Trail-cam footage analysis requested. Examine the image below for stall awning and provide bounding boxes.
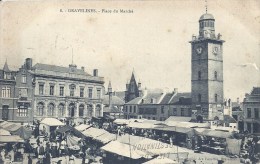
[74,124,91,132]
[133,138,187,155]
[0,121,21,132]
[153,125,194,134]
[113,119,131,125]
[117,134,145,145]
[40,118,64,126]
[95,133,116,144]
[101,141,147,159]
[197,129,233,138]
[82,127,108,138]
[127,122,157,129]
[0,128,11,136]
[0,135,24,143]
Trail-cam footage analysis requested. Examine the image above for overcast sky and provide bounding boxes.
[0,0,259,100]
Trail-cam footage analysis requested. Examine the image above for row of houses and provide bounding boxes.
[0,58,105,123]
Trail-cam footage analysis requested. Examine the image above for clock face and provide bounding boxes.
[196,46,203,55]
[212,46,219,55]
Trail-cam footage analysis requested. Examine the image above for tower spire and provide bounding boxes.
[71,48,74,64]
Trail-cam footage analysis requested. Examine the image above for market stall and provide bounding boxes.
[40,118,65,136]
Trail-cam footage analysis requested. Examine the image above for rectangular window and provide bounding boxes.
[80,88,84,97]
[1,87,11,98]
[50,85,54,95]
[153,117,156,120]
[161,106,164,114]
[21,75,27,83]
[125,106,128,113]
[96,89,101,99]
[134,106,136,113]
[88,88,93,98]
[181,108,185,116]
[60,86,64,96]
[17,106,28,117]
[39,84,44,95]
[130,106,132,113]
[247,108,251,118]
[254,108,259,119]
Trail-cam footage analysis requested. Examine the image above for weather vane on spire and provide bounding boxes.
[71,48,74,64]
[205,0,208,13]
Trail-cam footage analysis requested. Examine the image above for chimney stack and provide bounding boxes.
[81,66,85,71]
[93,69,98,76]
[25,58,32,70]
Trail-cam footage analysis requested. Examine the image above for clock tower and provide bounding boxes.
[190,13,224,121]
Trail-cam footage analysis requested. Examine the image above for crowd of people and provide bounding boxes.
[0,118,259,164]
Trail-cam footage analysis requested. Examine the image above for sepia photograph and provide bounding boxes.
[0,0,259,163]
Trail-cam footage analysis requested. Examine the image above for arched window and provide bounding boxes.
[37,102,44,116]
[198,71,201,80]
[48,103,55,116]
[69,103,75,117]
[79,104,84,117]
[215,94,218,102]
[58,104,65,117]
[87,104,93,117]
[96,104,101,117]
[214,71,218,79]
[198,94,201,103]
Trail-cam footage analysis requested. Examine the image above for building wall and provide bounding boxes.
[168,105,192,117]
[243,102,260,134]
[0,80,17,121]
[33,76,104,120]
[14,66,34,122]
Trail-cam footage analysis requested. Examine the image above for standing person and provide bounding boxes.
[170,136,173,147]
[191,136,196,150]
[43,152,51,164]
[27,155,32,164]
[0,149,6,163]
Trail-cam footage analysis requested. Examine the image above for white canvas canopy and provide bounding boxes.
[40,118,64,126]
[101,140,147,159]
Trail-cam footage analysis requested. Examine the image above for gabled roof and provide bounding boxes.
[113,91,125,101]
[140,91,164,104]
[169,92,191,104]
[33,63,90,75]
[125,97,142,105]
[223,115,237,123]
[160,93,175,104]
[103,95,124,105]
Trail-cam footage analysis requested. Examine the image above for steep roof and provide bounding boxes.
[113,91,125,101]
[169,92,191,104]
[141,91,164,104]
[33,63,90,75]
[160,93,175,104]
[103,95,124,105]
[126,97,143,105]
[3,60,10,72]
